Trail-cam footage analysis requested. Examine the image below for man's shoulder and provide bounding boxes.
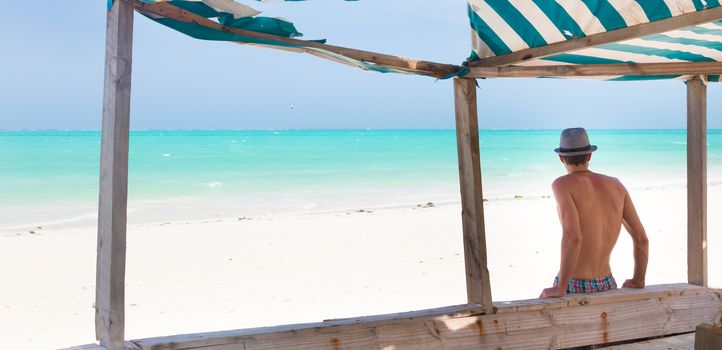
[594,173,625,186]
[552,175,574,190]
[590,173,629,197]
[552,173,624,189]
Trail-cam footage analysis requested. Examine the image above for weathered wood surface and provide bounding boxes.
[60,341,139,350]
[132,1,459,78]
[453,78,493,311]
[597,332,695,350]
[60,344,106,350]
[695,324,722,350]
[687,77,708,287]
[321,303,483,324]
[468,6,722,68]
[96,1,134,350]
[465,62,722,78]
[494,283,711,313]
[131,284,722,350]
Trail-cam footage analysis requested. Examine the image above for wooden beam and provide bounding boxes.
[132,1,460,79]
[453,78,492,311]
[60,341,140,350]
[494,283,717,314]
[468,6,722,68]
[466,61,722,79]
[60,345,107,350]
[96,0,134,349]
[687,76,708,287]
[128,284,721,350]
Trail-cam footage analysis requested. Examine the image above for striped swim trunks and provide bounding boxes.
[553,274,617,294]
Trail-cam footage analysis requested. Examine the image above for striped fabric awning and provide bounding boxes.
[122,0,722,80]
[129,0,416,75]
[467,0,722,81]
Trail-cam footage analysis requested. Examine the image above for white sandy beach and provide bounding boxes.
[1,184,721,349]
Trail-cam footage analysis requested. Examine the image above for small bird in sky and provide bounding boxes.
[289,103,294,110]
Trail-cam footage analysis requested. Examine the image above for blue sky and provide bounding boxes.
[0,1,720,130]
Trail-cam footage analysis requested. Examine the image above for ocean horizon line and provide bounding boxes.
[1,128,718,132]
[2,128,720,228]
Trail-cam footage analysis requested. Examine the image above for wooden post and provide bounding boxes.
[96,0,134,349]
[453,78,492,311]
[695,324,722,350]
[687,76,708,287]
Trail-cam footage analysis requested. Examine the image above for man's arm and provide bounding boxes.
[621,188,649,288]
[540,179,583,298]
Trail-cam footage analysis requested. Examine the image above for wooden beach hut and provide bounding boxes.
[71,0,722,349]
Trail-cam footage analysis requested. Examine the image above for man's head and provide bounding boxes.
[560,153,591,166]
[554,128,596,167]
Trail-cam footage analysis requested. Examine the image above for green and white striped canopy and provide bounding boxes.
[123,0,722,80]
[467,0,722,81]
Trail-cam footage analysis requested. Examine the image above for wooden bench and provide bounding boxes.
[65,283,721,350]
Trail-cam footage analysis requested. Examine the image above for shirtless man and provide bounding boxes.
[540,128,649,298]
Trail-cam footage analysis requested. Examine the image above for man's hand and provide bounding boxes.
[622,279,645,289]
[539,286,566,298]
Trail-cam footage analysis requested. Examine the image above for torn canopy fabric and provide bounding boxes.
[157,0,302,38]
[120,0,722,80]
[128,0,412,75]
[134,0,355,38]
[467,0,722,81]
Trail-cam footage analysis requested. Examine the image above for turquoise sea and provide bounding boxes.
[1,129,721,227]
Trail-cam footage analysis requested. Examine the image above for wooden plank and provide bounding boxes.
[453,78,492,311]
[494,283,709,314]
[597,333,695,350]
[687,77,708,287]
[132,1,459,79]
[695,324,722,350]
[60,341,140,350]
[96,1,134,350]
[465,61,722,78]
[132,304,485,350]
[130,284,722,350]
[321,304,483,323]
[59,344,107,350]
[467,6,722,68]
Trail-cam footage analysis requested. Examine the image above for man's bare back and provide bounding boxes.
[540,128,649,298]
[553,172,626,279]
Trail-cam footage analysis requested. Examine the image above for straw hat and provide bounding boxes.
[554,128,597,156]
